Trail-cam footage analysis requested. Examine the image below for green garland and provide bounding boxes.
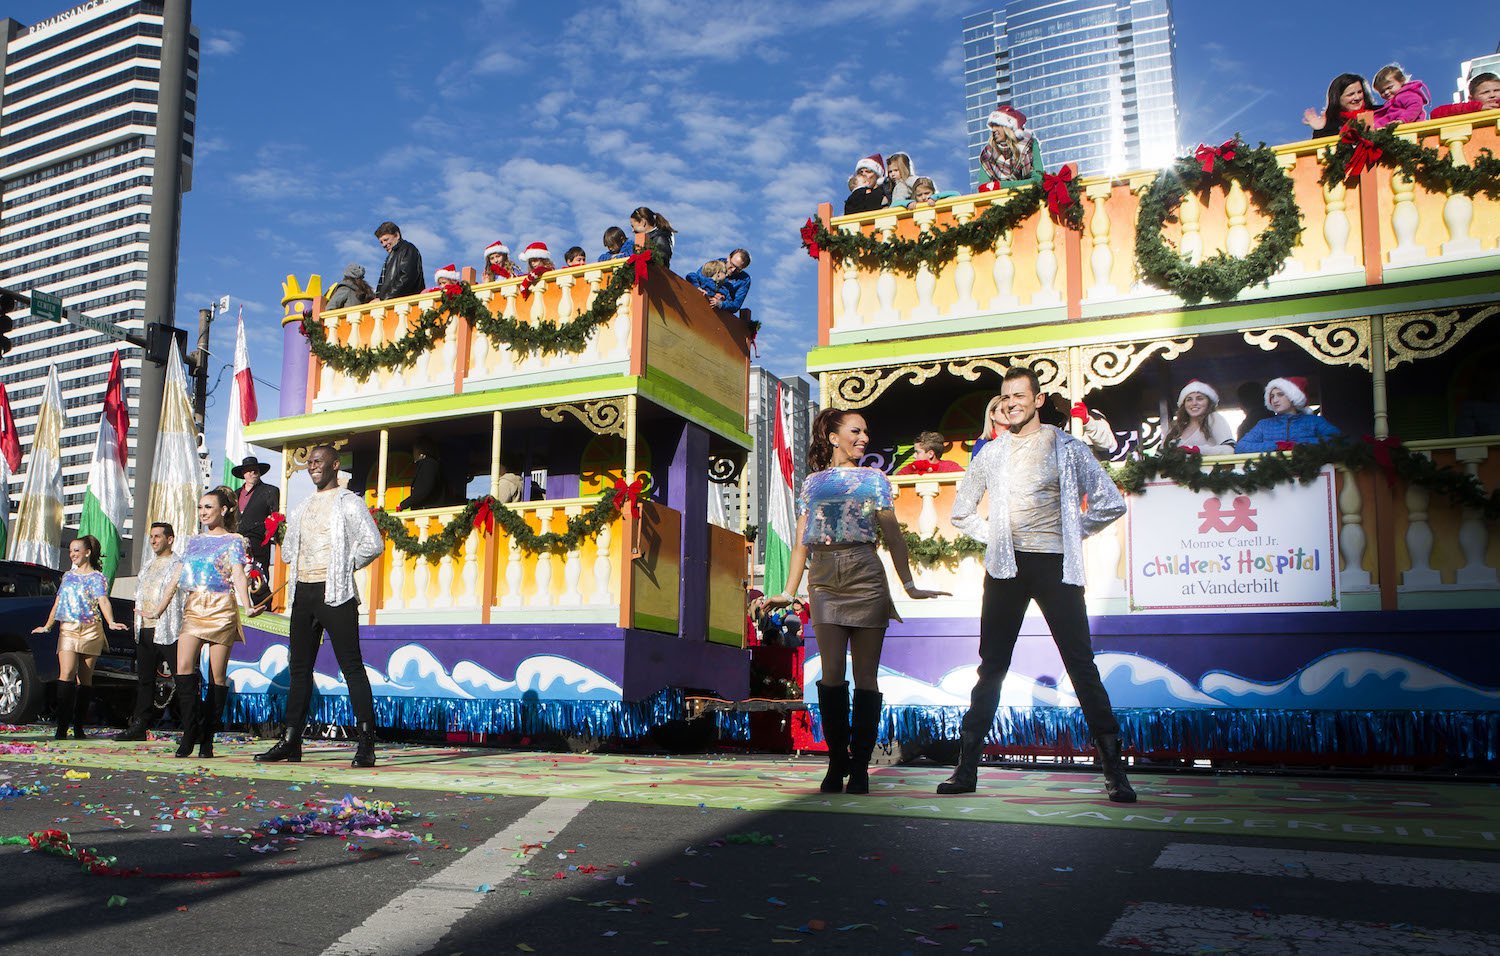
[302,261,641,382]
[371,489,624,560]
[1109,438,1500,521]
[898,523,986,568]
[800,175,1084,276]
[1134,138,1302,304]
[1320,119,1500,199]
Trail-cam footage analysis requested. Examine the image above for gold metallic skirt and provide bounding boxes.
[179,591,244,646]
[58,619,107,657]
[808,544,900,629]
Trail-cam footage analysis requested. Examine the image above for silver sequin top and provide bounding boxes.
[283,488,384,608]
[57,568,108,624]
[179,533,250,593]
[136,552,184,645]
[950,425,1125,586]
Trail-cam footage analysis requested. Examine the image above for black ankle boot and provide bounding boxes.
[351,722,377,768]
[54,681,76,740]
[936,730,987,794]
[1095,734,1137,803]
[174,675,201,758]
[199,684,228,758]
[72,684,92,739]
[845,689,883,795]
[113,718,150,742]
[255,730,303,763]
[814,682,850,793]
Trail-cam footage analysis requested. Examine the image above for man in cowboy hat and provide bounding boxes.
[233,454,281,604]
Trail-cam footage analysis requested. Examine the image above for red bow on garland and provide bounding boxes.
[613,478,644,518]
[1179,445,1201,455]
[441,281,464,299]
[1339,124,1383,181]
[472,496,496,534]
[799,218,823,260]
[1362,434,1404,487]
[625,248,653,291]
[1041,166,1076,220]
[1193,139,1238,174]
[1275,440,1297,451]
[261,512,285,548]
[1070,401,1090,422]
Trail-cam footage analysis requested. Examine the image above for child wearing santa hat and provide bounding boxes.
[521,242,555,273]
[1234,376,1343,453]
[482,240,518,282]
[843,153,890,215]
[979,105,1044,192]
[423,263,461,293]
[1163,380,1236,451]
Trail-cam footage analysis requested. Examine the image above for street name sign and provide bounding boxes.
[29,289,61,322]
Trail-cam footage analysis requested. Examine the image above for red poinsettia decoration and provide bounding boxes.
[1041,166,1076,221]
[1193,139,1238,174]
[441,281,464,299]
[799,218,823,260]
[262,512,286,547]
[1338,124,1383,181]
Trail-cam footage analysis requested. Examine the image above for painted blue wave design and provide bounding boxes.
[226,644,623,703]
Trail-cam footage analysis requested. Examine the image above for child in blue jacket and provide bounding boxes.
[1236,376,1342,452]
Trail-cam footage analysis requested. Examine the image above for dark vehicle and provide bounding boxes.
[0,559,142,725]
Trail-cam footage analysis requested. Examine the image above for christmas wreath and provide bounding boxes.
[1320,119,1500,199]
[1134,137,1302,304]
[799,169,1084,275]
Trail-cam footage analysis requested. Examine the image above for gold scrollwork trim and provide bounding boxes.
[947,351,1068,392]
[540,398,628,437]
[827,363,943,409]
[1384,306,1496,369]
[1241,319,1371,370]
[1079,339,1194,393]
[285,439,348,474]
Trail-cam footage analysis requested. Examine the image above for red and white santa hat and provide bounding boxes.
[1264,376,1309,410]
[1177,380,1219,406]
[434,262,460,282]
[987,104,1027,131]
[484,240,509,259]
[522,241,551,263]
[853,153,885,182]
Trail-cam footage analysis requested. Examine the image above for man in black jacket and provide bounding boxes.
[233,455,281,604]
[374,220,424,300]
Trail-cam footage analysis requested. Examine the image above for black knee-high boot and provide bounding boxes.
[846,689,883,795]
[174,674,201,758]
[814,682,850,793]
[199,684,228,758]
[54,681,76,740]
[72,684,92,740]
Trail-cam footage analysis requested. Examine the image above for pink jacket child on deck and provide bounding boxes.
[1371,63,1430,128]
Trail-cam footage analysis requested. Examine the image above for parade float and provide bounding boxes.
[790,115,1500,766]
[230,255,754,740]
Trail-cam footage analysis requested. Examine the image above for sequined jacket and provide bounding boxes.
[284,489,384,608]
[135,552,184,645]
[949,425,1126,586]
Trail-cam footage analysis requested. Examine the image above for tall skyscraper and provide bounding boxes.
[0,0,198,540]
[963,0,1179,187]
[729,367,812,574]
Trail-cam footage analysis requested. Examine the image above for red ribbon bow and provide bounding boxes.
[261,512,285,548]
[472,497,496,534]
[1339,124,1383,180]
[1041,166,1075,220]
[613,478,644,518]
[1362,434,1403,487]
[441,281,464,299]
[1275,440,1297,451]
[1179,445,1200,455]
[1070,401,1090,422]
[1193,139,1238,174]
[624,248,653,290]
[800,218,823,260]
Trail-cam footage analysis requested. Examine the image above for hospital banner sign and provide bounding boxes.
[1125,465,1339,613]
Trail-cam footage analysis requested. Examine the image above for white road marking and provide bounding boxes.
[1103,902,1500,955]
[321,797,590,956]
[1154,842,1500,892]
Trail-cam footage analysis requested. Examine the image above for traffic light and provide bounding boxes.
[0,290,15,356]
[145,321,188,365]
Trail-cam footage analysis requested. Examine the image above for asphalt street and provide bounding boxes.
[3,750,1499,955]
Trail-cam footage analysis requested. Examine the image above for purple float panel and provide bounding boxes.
[668,422,710,642]
[280,317,310,417]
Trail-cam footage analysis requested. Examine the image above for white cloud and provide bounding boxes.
[203,29,243,56]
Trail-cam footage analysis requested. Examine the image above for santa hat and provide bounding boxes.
[522,241,551,262]
[987,104,1027,131]
[1177,380,1219,407]
[434,263,460,282]
[853,153,885,182]
[1264,376,1309,410]
[484,240,509,258]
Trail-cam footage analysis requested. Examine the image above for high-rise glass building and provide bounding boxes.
[963,0,1179,188]
[730,367,812,573]
[0,0,198,537]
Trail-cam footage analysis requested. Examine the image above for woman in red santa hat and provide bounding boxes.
[843,153,890,215]
[1163,380,1236,451]
[979,105,1043,192]
[1235,376,1342,453]
[521,241,555,275]
[481,240,518,282]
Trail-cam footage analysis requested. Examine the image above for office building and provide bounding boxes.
[724,367,812,574]
[963,0,1179,186]
[1454,44,1500,103]
[0,0,198,537]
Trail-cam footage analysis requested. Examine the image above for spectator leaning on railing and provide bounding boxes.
[1235,376,1342,453]
[373,220,424,300]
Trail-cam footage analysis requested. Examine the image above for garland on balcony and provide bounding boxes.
[1319,119,1500,198]
[798,171,1084,276]
[1134,137,1302,304]
[1109,438,1500,521]
[898,524,986,568]
[371,479,647,560]
[302,255,650,381]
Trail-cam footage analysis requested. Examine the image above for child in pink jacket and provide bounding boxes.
[1372,63,1430,127]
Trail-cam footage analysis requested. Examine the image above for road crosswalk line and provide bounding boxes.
[1153,842,1500,892]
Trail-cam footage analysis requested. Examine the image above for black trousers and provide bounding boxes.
[962,551,1119,739]
[284,581,376,731]
[131,628,176,723]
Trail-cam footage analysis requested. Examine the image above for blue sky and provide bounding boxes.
[10,1,1500,469]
